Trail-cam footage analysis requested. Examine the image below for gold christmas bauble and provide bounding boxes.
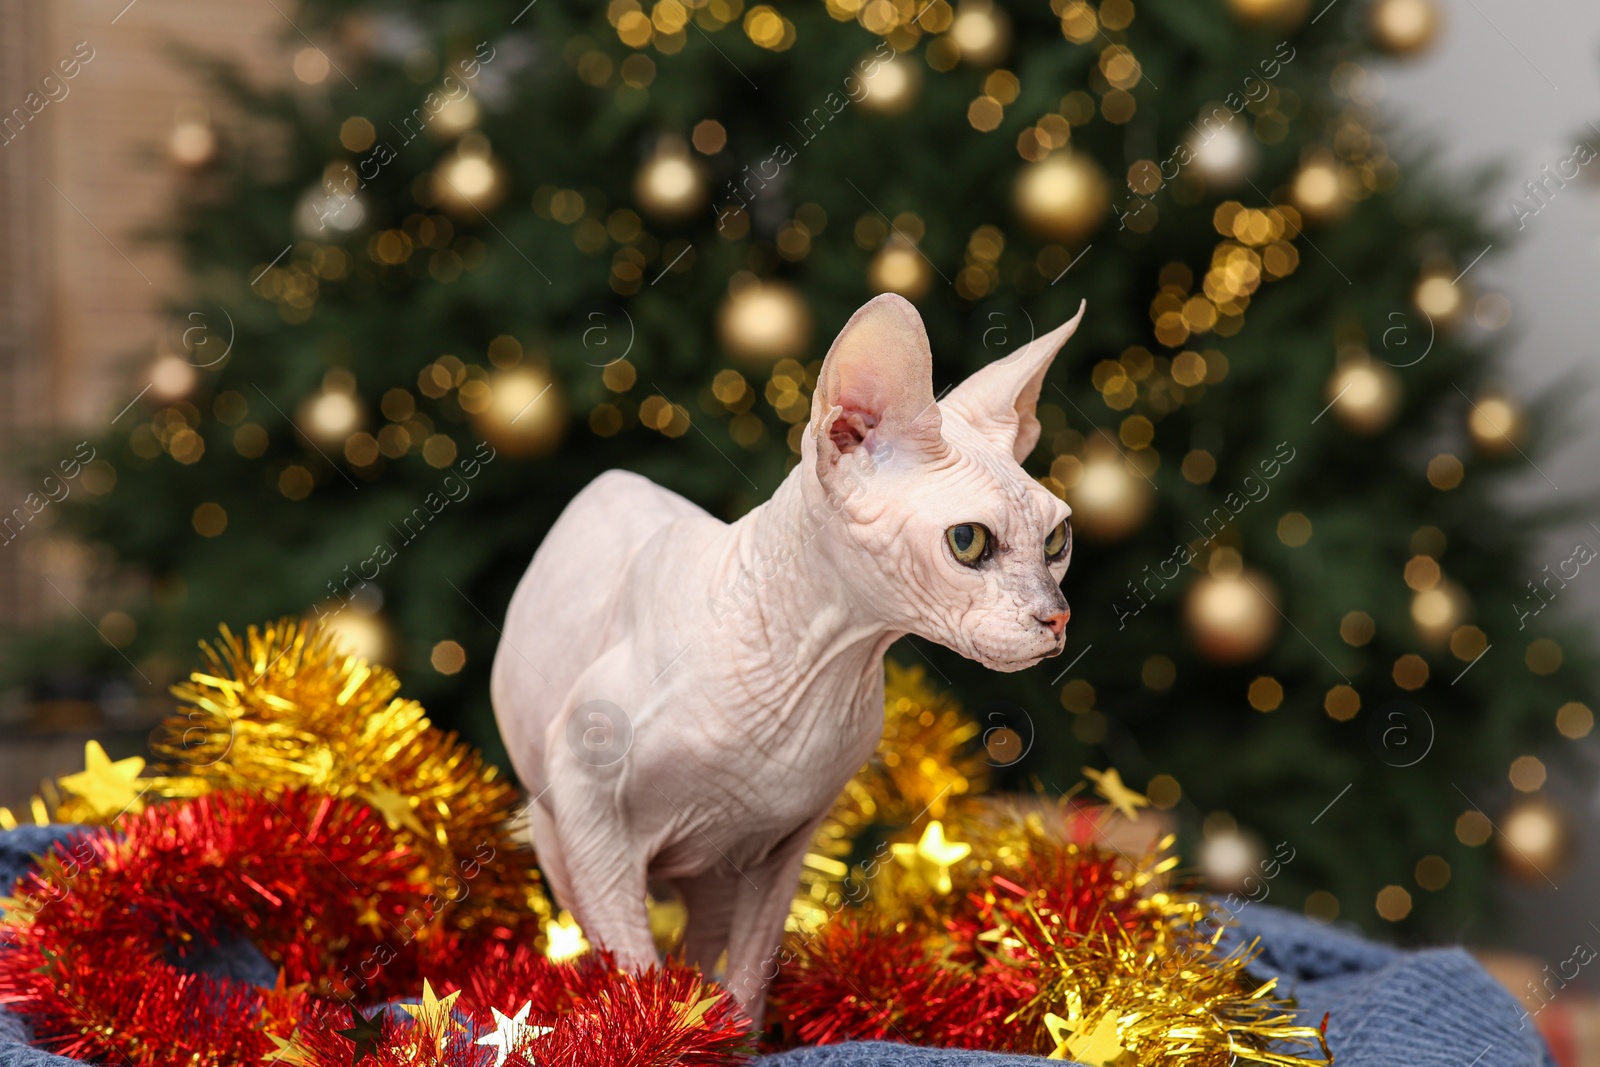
[169,120,216,168]
[1199,828,1264,893]
[1014,152,1109,244]
[717,278,813,363]
[432,95,481,138]
[868,240,933,301]
[1327,360,1402,435]
[1414,271,1465,323]
[1372,0,1440,54]
[472,366,567,457]
[635,140,707,223]
[1188,117,1256,186]
[318,606,397,665]
[297,384,363,448]
[1497,796,1570,882]
[949,0,1011,66]
[1411,579,1468,643]
[432,140,507,217]
[860,55,923,114]
[1184,567,1280,664]
[1467,393,1526,457]
[149,354,199,401]
[1064,447,1154,541]
[1291,158,1346,223]
[1227,0,1308,26]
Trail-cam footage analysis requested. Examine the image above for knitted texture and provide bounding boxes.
[0,826,1552,1067]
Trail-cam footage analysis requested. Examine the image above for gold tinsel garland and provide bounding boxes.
[0,619,551,940]
[777,800,1331,1066]
[974,809,1327,1067]
[147,618,550,937]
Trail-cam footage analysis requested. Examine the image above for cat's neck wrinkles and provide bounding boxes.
[718,465,895,708]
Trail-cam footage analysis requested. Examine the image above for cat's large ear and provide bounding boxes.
[811,294,945,473]
[942,301,1085,462]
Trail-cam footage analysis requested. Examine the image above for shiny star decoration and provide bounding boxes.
[269,969,312,1000]
[357,899,387,934]
[544,909,590,961]
[976,919,1023,953]
[57,740,147,820]
[475,1000,552,1067]
[361,780,427,836]
[1083,765,1149,822]
[891,819,972,895]
[1044,1010,1129,1066]
[399,978,464,1055]
[677,991,721,1028]
[335,1006,386,1064]
[265,1029,317,1067]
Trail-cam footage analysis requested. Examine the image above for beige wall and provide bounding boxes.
[0,0,293,809]
[0,0,284,625]
[1377,0,1600,978]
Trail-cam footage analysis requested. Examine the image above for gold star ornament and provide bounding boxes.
[544,910,590,961]
[1045,1010,1131,1067]
[399,978,464,1054]
[360,781,427,837]
[1083,765,1149,822]
[57,740,147,821]
[891,819,972,895]
[676,991,721,1028]
[265,1029,317,1067]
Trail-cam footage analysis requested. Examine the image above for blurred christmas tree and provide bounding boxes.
[12,0,1595,936]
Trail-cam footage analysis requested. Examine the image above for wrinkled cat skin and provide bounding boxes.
[491,294,1084,1025]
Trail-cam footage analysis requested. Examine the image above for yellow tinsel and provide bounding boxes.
[147,618,550,937]
[784,797,1331,1067]
[1026,920,1331,1067]
[987,805,1327,1067]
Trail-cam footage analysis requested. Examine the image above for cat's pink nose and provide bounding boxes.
[1037,609,1070,636]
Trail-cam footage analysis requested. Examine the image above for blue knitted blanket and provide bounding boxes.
[0,824,1551,1067]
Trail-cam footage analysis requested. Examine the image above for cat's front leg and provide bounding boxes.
[540,745,658,970]
[718,817,822,1029]
[536,657,659,972]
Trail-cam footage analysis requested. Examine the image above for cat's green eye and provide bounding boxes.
[1044,520,1070,561]
[946,523,991,565]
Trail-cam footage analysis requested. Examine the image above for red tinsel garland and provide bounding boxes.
[0,788,426,1064]
[771,819,1167,1051]
[0,789,751,1067]
[282,948,753,1067]
[767,912,1022,1049]
[451,941,751,1066]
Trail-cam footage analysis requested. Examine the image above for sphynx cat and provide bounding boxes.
[491,293,1083,1025]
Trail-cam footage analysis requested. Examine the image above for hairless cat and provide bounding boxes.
[491,293,1083,1025]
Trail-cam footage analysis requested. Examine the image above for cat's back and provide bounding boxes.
[503,468,711,635]
[493,470,711,702]
[493,469,721,788]
[558,468,712,549]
